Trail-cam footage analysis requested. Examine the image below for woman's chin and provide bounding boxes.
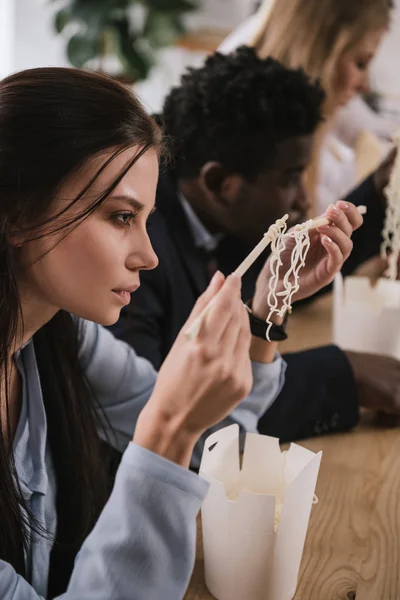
[97,310,122,326]
[72,307,122,327]
[340,91,357,107]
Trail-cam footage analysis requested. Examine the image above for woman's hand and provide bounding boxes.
[252,201,363,318]
[134,271,253,467]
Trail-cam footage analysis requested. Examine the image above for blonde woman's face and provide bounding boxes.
[334,28,387,107]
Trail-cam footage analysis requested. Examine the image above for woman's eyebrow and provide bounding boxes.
[109,194,144,212]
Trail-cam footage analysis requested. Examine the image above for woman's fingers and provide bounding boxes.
[184,270,225,327]
[320,234,344,273]
[234,302,252,358]
[335,201,364,231]
[234,305,253,396]
[324,204,353,237]
[200,273,243,342]
[218,297,250,360]
[215,301,252,401]
[317,222,353,262]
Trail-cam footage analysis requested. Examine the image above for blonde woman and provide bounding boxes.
[220,0,394,213]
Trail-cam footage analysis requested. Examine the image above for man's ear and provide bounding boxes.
[199,161,242,206]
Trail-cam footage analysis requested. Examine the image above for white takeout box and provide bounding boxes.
[333,273,400,359]
[199,424,322,600]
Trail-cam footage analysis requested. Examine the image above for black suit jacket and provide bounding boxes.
[110,172,384,442]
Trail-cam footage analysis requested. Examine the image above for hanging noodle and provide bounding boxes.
[278,220,313,313]
[265,216,289,339]
[381,132,400,280]
[265,216,313,340]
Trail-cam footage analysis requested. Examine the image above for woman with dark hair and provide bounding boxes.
[0,67,358,599]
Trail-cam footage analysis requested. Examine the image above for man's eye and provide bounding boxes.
[283,175,300,188]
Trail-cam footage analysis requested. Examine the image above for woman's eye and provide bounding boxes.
[113,211,137,226]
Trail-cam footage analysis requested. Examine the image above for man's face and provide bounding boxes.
[226,135,313,245]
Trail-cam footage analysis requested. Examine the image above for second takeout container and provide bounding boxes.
[333,273,400,359]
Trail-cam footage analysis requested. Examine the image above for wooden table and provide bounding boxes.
[184,294,400,600]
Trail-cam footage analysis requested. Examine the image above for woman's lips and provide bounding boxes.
[112,287,138,305]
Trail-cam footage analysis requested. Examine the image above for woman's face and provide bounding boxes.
[17,146,159,326]
[334,28,387,107]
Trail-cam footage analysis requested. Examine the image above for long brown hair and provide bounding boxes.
[0,68,162,575]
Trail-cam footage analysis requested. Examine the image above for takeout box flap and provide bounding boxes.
[200,424,240,484]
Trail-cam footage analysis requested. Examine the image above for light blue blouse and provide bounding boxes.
[2,318,285,599]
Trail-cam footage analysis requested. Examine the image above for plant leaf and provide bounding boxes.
[144,10,185,48]
[68,0,116,36]
[113,18,152,80]
[54,8,71,33]
[54,0,193,79]
[67,34,100,67]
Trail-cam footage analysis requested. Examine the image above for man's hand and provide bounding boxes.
[252,202,363,318]
[352,253,400,282]
[346,350,400,415]
[353,255,389,281]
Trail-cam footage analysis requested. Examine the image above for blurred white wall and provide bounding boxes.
[0,0,15,78]
[14,0,68,72]
[371,1,400,98]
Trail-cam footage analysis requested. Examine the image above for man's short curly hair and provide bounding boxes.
[161,46,325,180]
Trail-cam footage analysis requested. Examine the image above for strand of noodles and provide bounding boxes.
[265,219,312,340]
[381,132,400,280]
[184,206,367,340]
[279,220,312,312]
[381,197,395,260]
[265,220,288,339]
[185,215,289,340]
[388,219,400,280]
[264,207,366,338]
[382,195,400,280]
[235,204,366,278]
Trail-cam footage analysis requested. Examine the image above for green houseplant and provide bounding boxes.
[53,0,198,81]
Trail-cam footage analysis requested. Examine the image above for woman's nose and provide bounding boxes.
[127,229,159,272]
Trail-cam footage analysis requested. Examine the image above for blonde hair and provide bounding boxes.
[250,0,392,206]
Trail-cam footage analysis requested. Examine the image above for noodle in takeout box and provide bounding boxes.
[334,132,400,358]
[199,425,322,600]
